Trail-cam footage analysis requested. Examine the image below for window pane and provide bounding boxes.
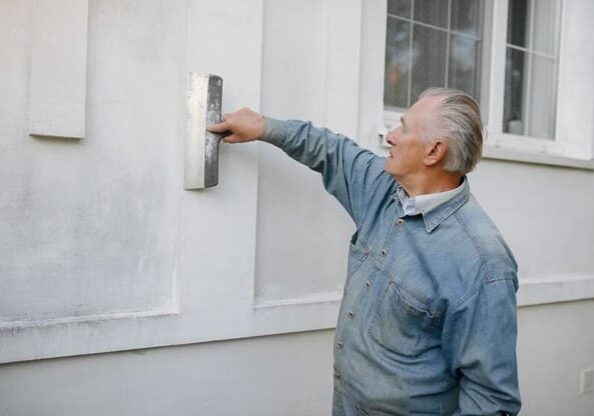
[526,55,556,139]
[507,0,530,48]
[448,35,480,97]
[414,0,448,28]
[411,25,447,102]
[388,0,412,18]
[504,0,559,139]
[532,0,557,55]
[383,0,484,110]
[503,48,527,135]
[451,0,481,36]
[384,18,411,108]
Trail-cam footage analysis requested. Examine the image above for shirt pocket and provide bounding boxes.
[368,280,440,356]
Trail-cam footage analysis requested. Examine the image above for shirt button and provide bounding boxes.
[337,341,344,349]
[396,218,405,226]
[380,248,387,257]
[364,280,371,288]
[347,311,355,319]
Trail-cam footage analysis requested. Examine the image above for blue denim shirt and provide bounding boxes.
[262,118,521,416]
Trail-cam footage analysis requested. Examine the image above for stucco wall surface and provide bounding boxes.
[1,300,594,416]
[1,0,593,415]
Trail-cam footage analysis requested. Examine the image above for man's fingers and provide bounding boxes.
[205,108,263,142]
[207,120,229,133]
[222,133,241,143]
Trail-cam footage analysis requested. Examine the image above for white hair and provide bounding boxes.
[419,88,483,175]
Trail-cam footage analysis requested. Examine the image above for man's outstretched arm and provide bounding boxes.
[209,108,391,225]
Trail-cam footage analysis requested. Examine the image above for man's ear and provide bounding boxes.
[424,139,448,167]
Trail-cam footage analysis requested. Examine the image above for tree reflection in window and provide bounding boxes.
[384,0,483,110]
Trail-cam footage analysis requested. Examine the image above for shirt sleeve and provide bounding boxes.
[442,278,522,416]
[261,117,390,226]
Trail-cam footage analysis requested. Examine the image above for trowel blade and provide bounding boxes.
[184,73,223,189]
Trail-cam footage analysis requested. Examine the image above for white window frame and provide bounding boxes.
[380,0,594,169]
[485,0,591,160]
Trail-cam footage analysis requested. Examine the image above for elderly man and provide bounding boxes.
[209,88,521,415]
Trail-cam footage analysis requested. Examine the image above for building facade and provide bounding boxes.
[1,1,593,414]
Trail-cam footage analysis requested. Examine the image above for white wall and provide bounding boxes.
[517,301,594,415]
[1,300,593,416]
[1,0,593,415]
[0,331,335,416]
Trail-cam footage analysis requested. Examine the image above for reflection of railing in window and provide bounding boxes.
[503,0,560,140]
[384,0,484,110]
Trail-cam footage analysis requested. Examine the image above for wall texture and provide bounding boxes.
[1,300,594,416]
[1,0,593,415]
[0,331,335,416]
[517,301,594,415]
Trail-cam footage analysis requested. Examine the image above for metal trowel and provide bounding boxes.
[184,73,225,189]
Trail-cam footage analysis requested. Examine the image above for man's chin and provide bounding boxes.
[383,162,398,179]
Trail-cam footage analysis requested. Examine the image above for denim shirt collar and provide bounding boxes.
[392,177,470,233]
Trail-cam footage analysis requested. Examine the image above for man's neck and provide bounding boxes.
[397,171,463,197]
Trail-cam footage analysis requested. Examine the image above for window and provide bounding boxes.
[503,0,560,140]
[381,0,594,166]
[384,0,484,110]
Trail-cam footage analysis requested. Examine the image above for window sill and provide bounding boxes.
[482,146,594,170]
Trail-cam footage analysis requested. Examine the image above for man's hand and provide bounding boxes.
[207,107,266,143]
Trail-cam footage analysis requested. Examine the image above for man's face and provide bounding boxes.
[384,97,441,179]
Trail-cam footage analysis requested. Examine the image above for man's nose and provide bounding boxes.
[386,131,397,146]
